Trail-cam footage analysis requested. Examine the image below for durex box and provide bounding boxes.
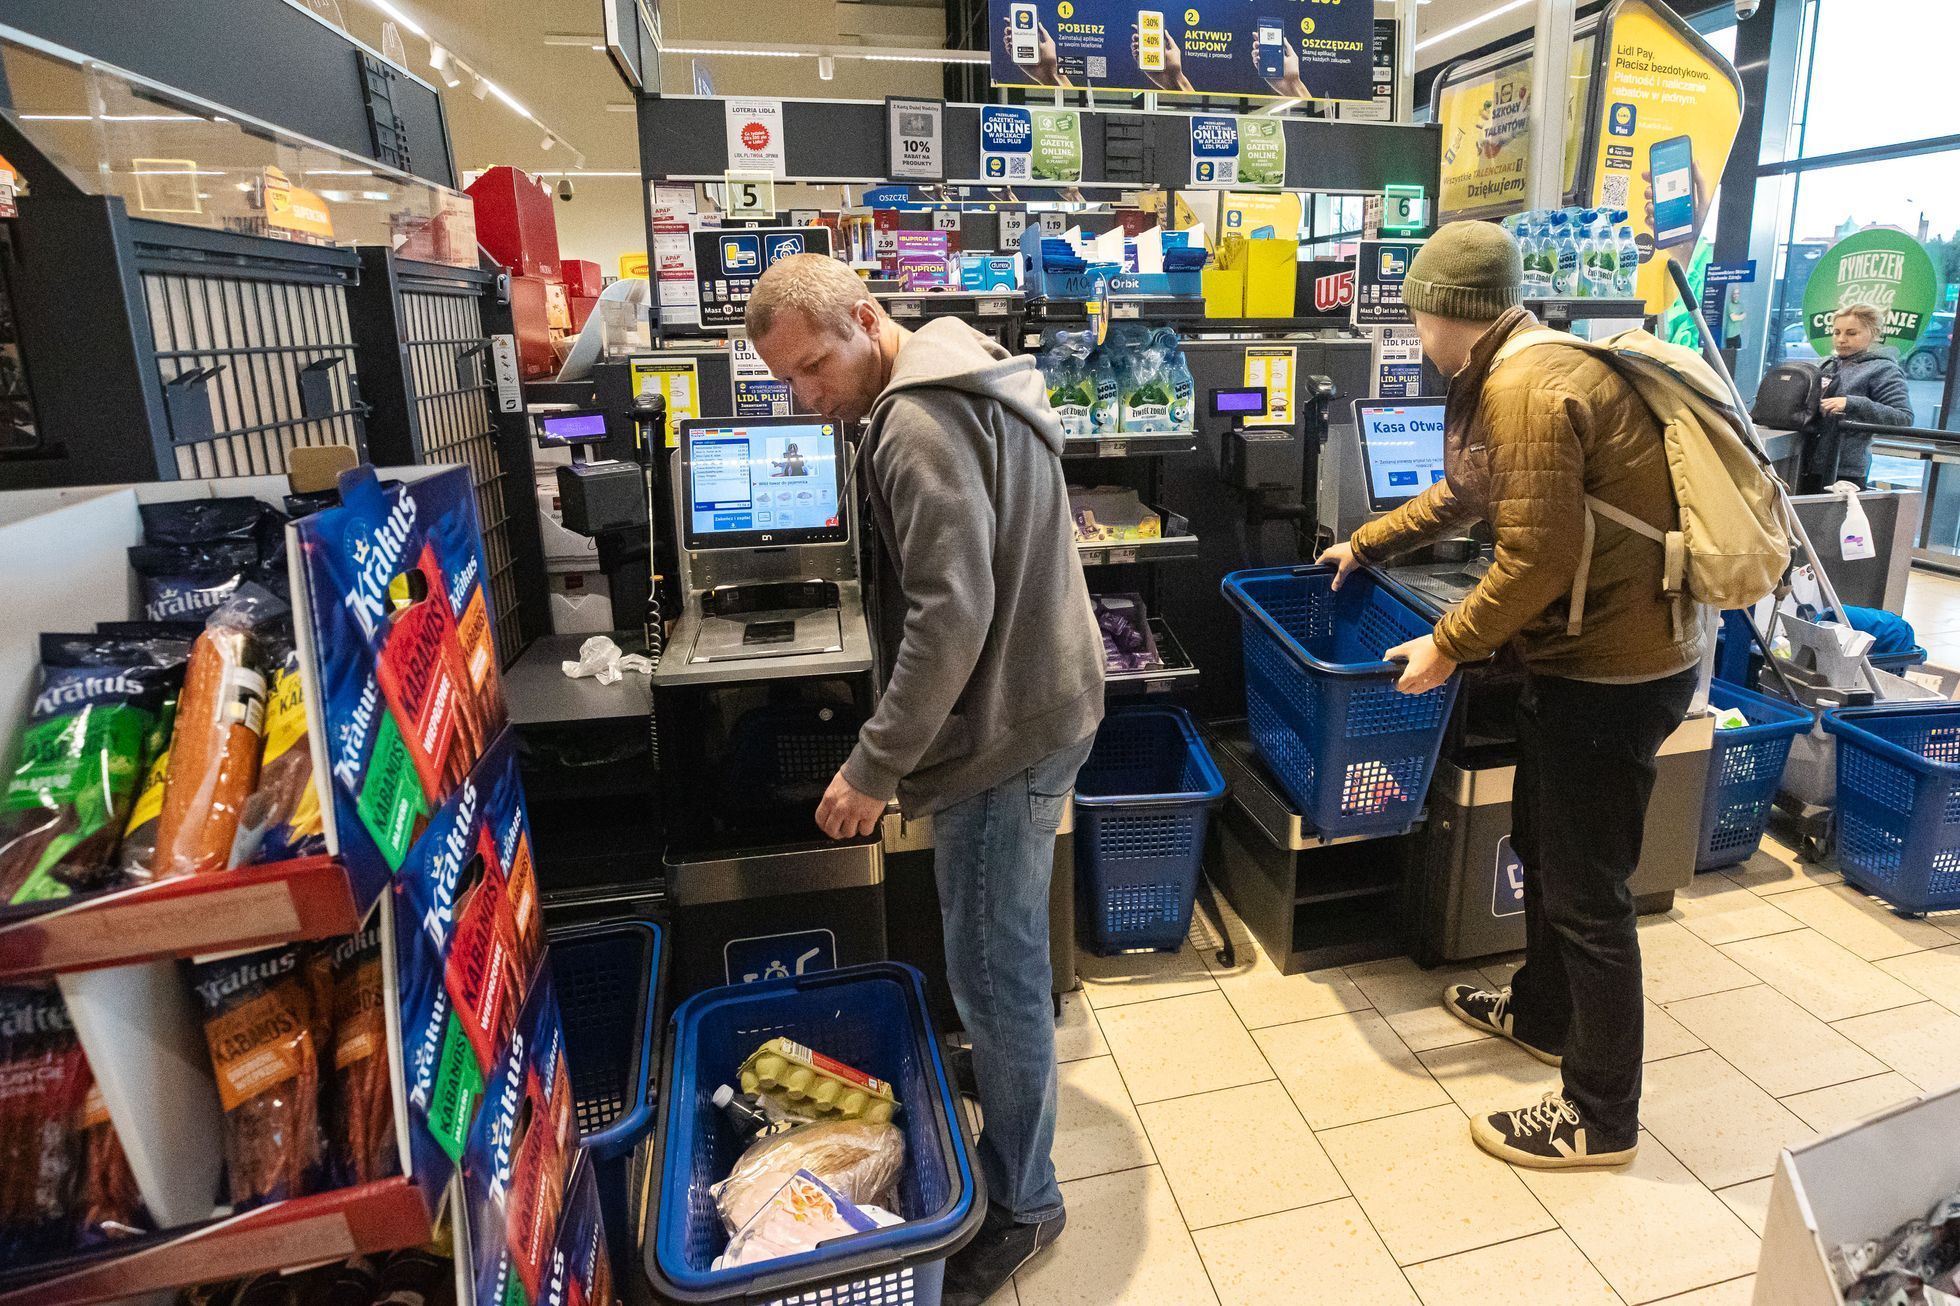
[959,253,1020,292]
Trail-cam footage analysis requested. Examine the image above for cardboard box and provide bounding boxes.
[1755,1083,1960,1305]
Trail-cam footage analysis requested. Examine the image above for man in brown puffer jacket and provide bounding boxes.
[1321,221,1703,1171]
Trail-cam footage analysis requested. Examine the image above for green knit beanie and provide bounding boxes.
[1403,221,1524,320]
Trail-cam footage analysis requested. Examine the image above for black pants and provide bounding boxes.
[1507,667,1699,1143]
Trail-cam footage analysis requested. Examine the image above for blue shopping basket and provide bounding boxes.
[1697,683,1812,871]
[549,919,667,1268]
[646,962,984,1305]
[1073,706,1228,955]
[1222,565,1459,838]
[1821,702,1960,914]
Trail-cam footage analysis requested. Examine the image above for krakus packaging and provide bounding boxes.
[295,466,509,899]
[464,974,576,1306]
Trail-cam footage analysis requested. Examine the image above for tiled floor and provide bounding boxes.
[985,569,1960,1306]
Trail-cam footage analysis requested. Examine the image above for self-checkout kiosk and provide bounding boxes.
[651,415,885,996]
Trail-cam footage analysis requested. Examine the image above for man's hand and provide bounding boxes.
[1386,635,1456,695]
[1005,18,1069,86]
[1641,158,1709,253]
[1318,541,1361,590]
[1820,396,1849,415]
[1251,35,1309,99]
[816,768,885,840]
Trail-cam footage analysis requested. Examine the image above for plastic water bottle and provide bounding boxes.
[1614,226,1640,296]
[1550,213,1581,297]
[1521,225,1553,296]
[1581,212,1615,298]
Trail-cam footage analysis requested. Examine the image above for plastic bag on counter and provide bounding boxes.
[560,635,654,686]
[192,944,327,1208]
[711,1117,905,1237]
[0,632,189,904]
[715,1169,903,1271]
[151,586,285,878]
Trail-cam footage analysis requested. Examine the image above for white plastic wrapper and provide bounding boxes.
[711,1118,905,1237]
[560,635,653,686]
[714,1169,903,1271]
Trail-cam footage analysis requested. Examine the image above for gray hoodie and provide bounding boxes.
[843,317,1105,816]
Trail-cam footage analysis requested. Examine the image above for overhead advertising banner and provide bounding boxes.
[991,0,1372,102]
[1586,0,1741,312]
[1189,116,1286,189]
[886,96,945,181]
[1434,35,1595,223]
[982,106,1081,183]
[1802,230,1938,357]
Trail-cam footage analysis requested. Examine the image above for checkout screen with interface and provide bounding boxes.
[687,420,843,542]
[1357,401,1448,506]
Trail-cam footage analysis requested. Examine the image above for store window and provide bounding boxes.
[1785,0,1960,162]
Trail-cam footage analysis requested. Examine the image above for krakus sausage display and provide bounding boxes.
[0,465,602,1306]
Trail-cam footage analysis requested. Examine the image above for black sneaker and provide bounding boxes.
[1470,1091,1638,1169]
[941,1202,1065,1306]
[1443,984,1563,1067]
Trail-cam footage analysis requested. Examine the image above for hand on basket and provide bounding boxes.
[1318,541,1360,590]
[817,768,885,840]
[1387,634,1456,695]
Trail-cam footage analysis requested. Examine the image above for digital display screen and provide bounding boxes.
[536,411,610,446]
[1211,388,1268,416]
[684,419,846,549]
[1355,401,1448,508]
[1650,136,1696,244]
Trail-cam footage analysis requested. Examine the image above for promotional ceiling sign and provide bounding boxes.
[1802,229,1938,356]
[886,96,946,182]
[1189,115,1286,189]
[1587,0,1741,312]
[990,0,1372,102]
[1033,109,1083,183]
[723,97,787,179]
[981,105,1035,182]
[1434,35,1595,222]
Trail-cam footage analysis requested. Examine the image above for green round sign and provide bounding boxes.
[1802,227,1939,356]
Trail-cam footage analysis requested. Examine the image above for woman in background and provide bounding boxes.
[1802,303,1915,491]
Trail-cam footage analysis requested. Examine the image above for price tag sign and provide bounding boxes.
[886,96,946,182]
[1112,301,1141,319]
[887,298,923,319]
[1039,211,1068,236]
[934,210,961,233]
[1001,211,1028,248]
[1080,548,1107,566]
[1108,546,1139,565]
[722,169,776,220]
[977,297,1011,317]
[1100,439,1128,459]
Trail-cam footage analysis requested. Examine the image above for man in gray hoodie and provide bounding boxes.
[748,254,1103,1303]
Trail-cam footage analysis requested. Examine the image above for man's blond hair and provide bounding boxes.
[745,253,881,340]
[1832,303,1884,338]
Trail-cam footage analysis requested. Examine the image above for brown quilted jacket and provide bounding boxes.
[1351,307,1703,680]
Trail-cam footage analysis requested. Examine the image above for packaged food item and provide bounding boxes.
[738,1038,900,1123]
[0,632,188,903]
[75,1073,148,1244]
[427,495,506,738]
[117,692,179,882]
[327,628,430,873]
[376,545,488,800]
[329,923,398,1186]
[486,753,544,982]
[153,588,282,878]
[1094,593,1164,673]
[129,541,258,623]
[0,983,86,1263]
[714,1084,792,1142]
[140,497,273,548]
[236,622,326,866]
[1040,331,1095,438]
[716,1169,903,1271]
[192,945,326,1208]
[397,921,484,1167]
[710,1117,905,1237]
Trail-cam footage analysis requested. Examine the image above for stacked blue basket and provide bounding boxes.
[1697,683,1813,871]
[1222,566,1459,838]
[1073,706,1228,955]
[1822,703,1960,914]
[548,919,667,1267]
[647,963,984,1306]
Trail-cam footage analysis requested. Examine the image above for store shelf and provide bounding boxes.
[1025,295,1207,328]
[0,1176,435,1306]
[1105,617,1198,698]
[1061,430,1199,459]
[1524,296,1649,326]
[1076,519,1201,567]
[0,855,364,980]
[877,289,1025,322]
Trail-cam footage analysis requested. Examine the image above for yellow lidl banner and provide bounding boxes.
[262,166,334,240]
[1435,36,1594,223]
[1588,0,1741,312]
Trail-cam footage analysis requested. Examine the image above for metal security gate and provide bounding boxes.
[352,251,536,664]
[132,223,367,479]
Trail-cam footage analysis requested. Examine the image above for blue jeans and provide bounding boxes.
[932,734,1095,1224]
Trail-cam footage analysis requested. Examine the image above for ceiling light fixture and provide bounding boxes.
[1415,0,1534,51]
[364,0,427,40]
[541,134,555,150]
[818,55,834,80]
[428,42,461,87]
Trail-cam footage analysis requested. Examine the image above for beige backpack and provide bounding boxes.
[1492,327,1791,636]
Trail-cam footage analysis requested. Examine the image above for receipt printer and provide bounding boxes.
[1213,387,1298,491]
[556,460,648,535]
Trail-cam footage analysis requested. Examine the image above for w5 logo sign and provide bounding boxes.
[1314,270,1355,315]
